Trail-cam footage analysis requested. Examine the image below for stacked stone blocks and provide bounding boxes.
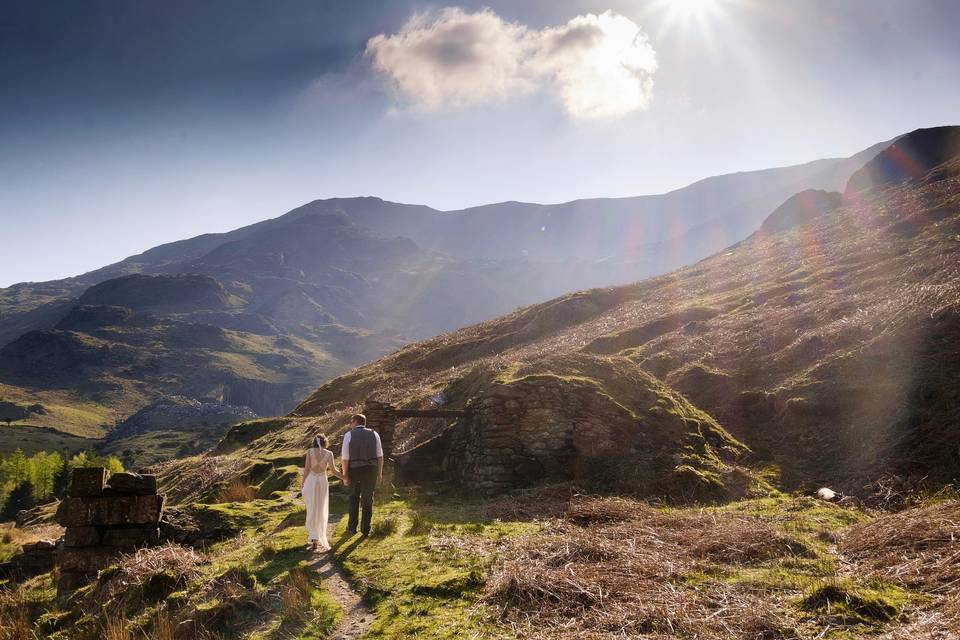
[55,467,164,594]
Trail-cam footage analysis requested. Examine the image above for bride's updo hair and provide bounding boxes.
[311,434,329,449]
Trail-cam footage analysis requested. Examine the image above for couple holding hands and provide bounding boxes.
[300,413,384,551]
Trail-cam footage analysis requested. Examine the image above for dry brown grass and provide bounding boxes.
[279,567,313,622]
[564,495,640,525]
[482,483,578,522]
[0,589,34,640]
[217,478,256,503]
[841,500,960,592]
[0,525,18,546]
[84,543,207,610]
[486,497,810,639]
[877,592,960,640]
[0,522,61,554]
[102,611,132,640]
[147,608,175,640]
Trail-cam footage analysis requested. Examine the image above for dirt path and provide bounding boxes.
[307,515,373,639]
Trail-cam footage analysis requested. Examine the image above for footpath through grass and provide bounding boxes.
[330,497,537,639]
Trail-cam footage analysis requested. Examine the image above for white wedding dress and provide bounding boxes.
[302,448,332,550]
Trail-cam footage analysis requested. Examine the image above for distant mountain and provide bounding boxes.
[295,126,960,492]
[0,129,926,449]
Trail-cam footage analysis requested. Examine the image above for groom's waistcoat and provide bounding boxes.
[348,427,378,467]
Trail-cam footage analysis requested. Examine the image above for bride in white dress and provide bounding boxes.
[301,434,343,552]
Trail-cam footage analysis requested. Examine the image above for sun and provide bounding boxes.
[667,0,721,19]
[646,0,731,42]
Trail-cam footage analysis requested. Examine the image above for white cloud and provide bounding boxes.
[365,8,658,118]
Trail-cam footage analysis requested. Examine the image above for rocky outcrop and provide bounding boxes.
[54,468,164,595]
[223,378,301,417]
[77,274,232,313]
[108,396,257,440]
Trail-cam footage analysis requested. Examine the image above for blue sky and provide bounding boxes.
[2,0,959,286]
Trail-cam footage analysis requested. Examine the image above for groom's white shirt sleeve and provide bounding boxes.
[374,431,383,457]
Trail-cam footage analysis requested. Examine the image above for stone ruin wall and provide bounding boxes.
[54,467,164,595]
[449,378,646,492]
[391,377,653,493]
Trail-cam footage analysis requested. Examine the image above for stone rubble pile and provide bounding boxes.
[0,539,56,579]
[54,467,164,594]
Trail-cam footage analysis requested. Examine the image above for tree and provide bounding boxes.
[29,451,63,501]
[69,450,124,474]
[1,479,36,521]
[2,449,29,486]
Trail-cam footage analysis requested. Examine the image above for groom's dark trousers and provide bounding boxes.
[347,465,377,535]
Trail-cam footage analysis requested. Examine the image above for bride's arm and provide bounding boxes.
[329,451,344,480]
[300,450,310,490]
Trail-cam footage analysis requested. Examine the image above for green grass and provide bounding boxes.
[100,425,228,468]
[797,579,916,626]
[0,382,117,439]
[0,423,98,456]
[332,499,534,639]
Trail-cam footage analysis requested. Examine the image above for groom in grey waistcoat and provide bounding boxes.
[341,413,383,536]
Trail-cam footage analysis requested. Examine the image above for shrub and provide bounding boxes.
[369,516,398,539]
[279,567,313,622]
[1,480,36,522]
[406,510,433,536]
[217,479,256,503]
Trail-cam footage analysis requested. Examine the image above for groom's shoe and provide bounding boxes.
[345,528,357,535]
